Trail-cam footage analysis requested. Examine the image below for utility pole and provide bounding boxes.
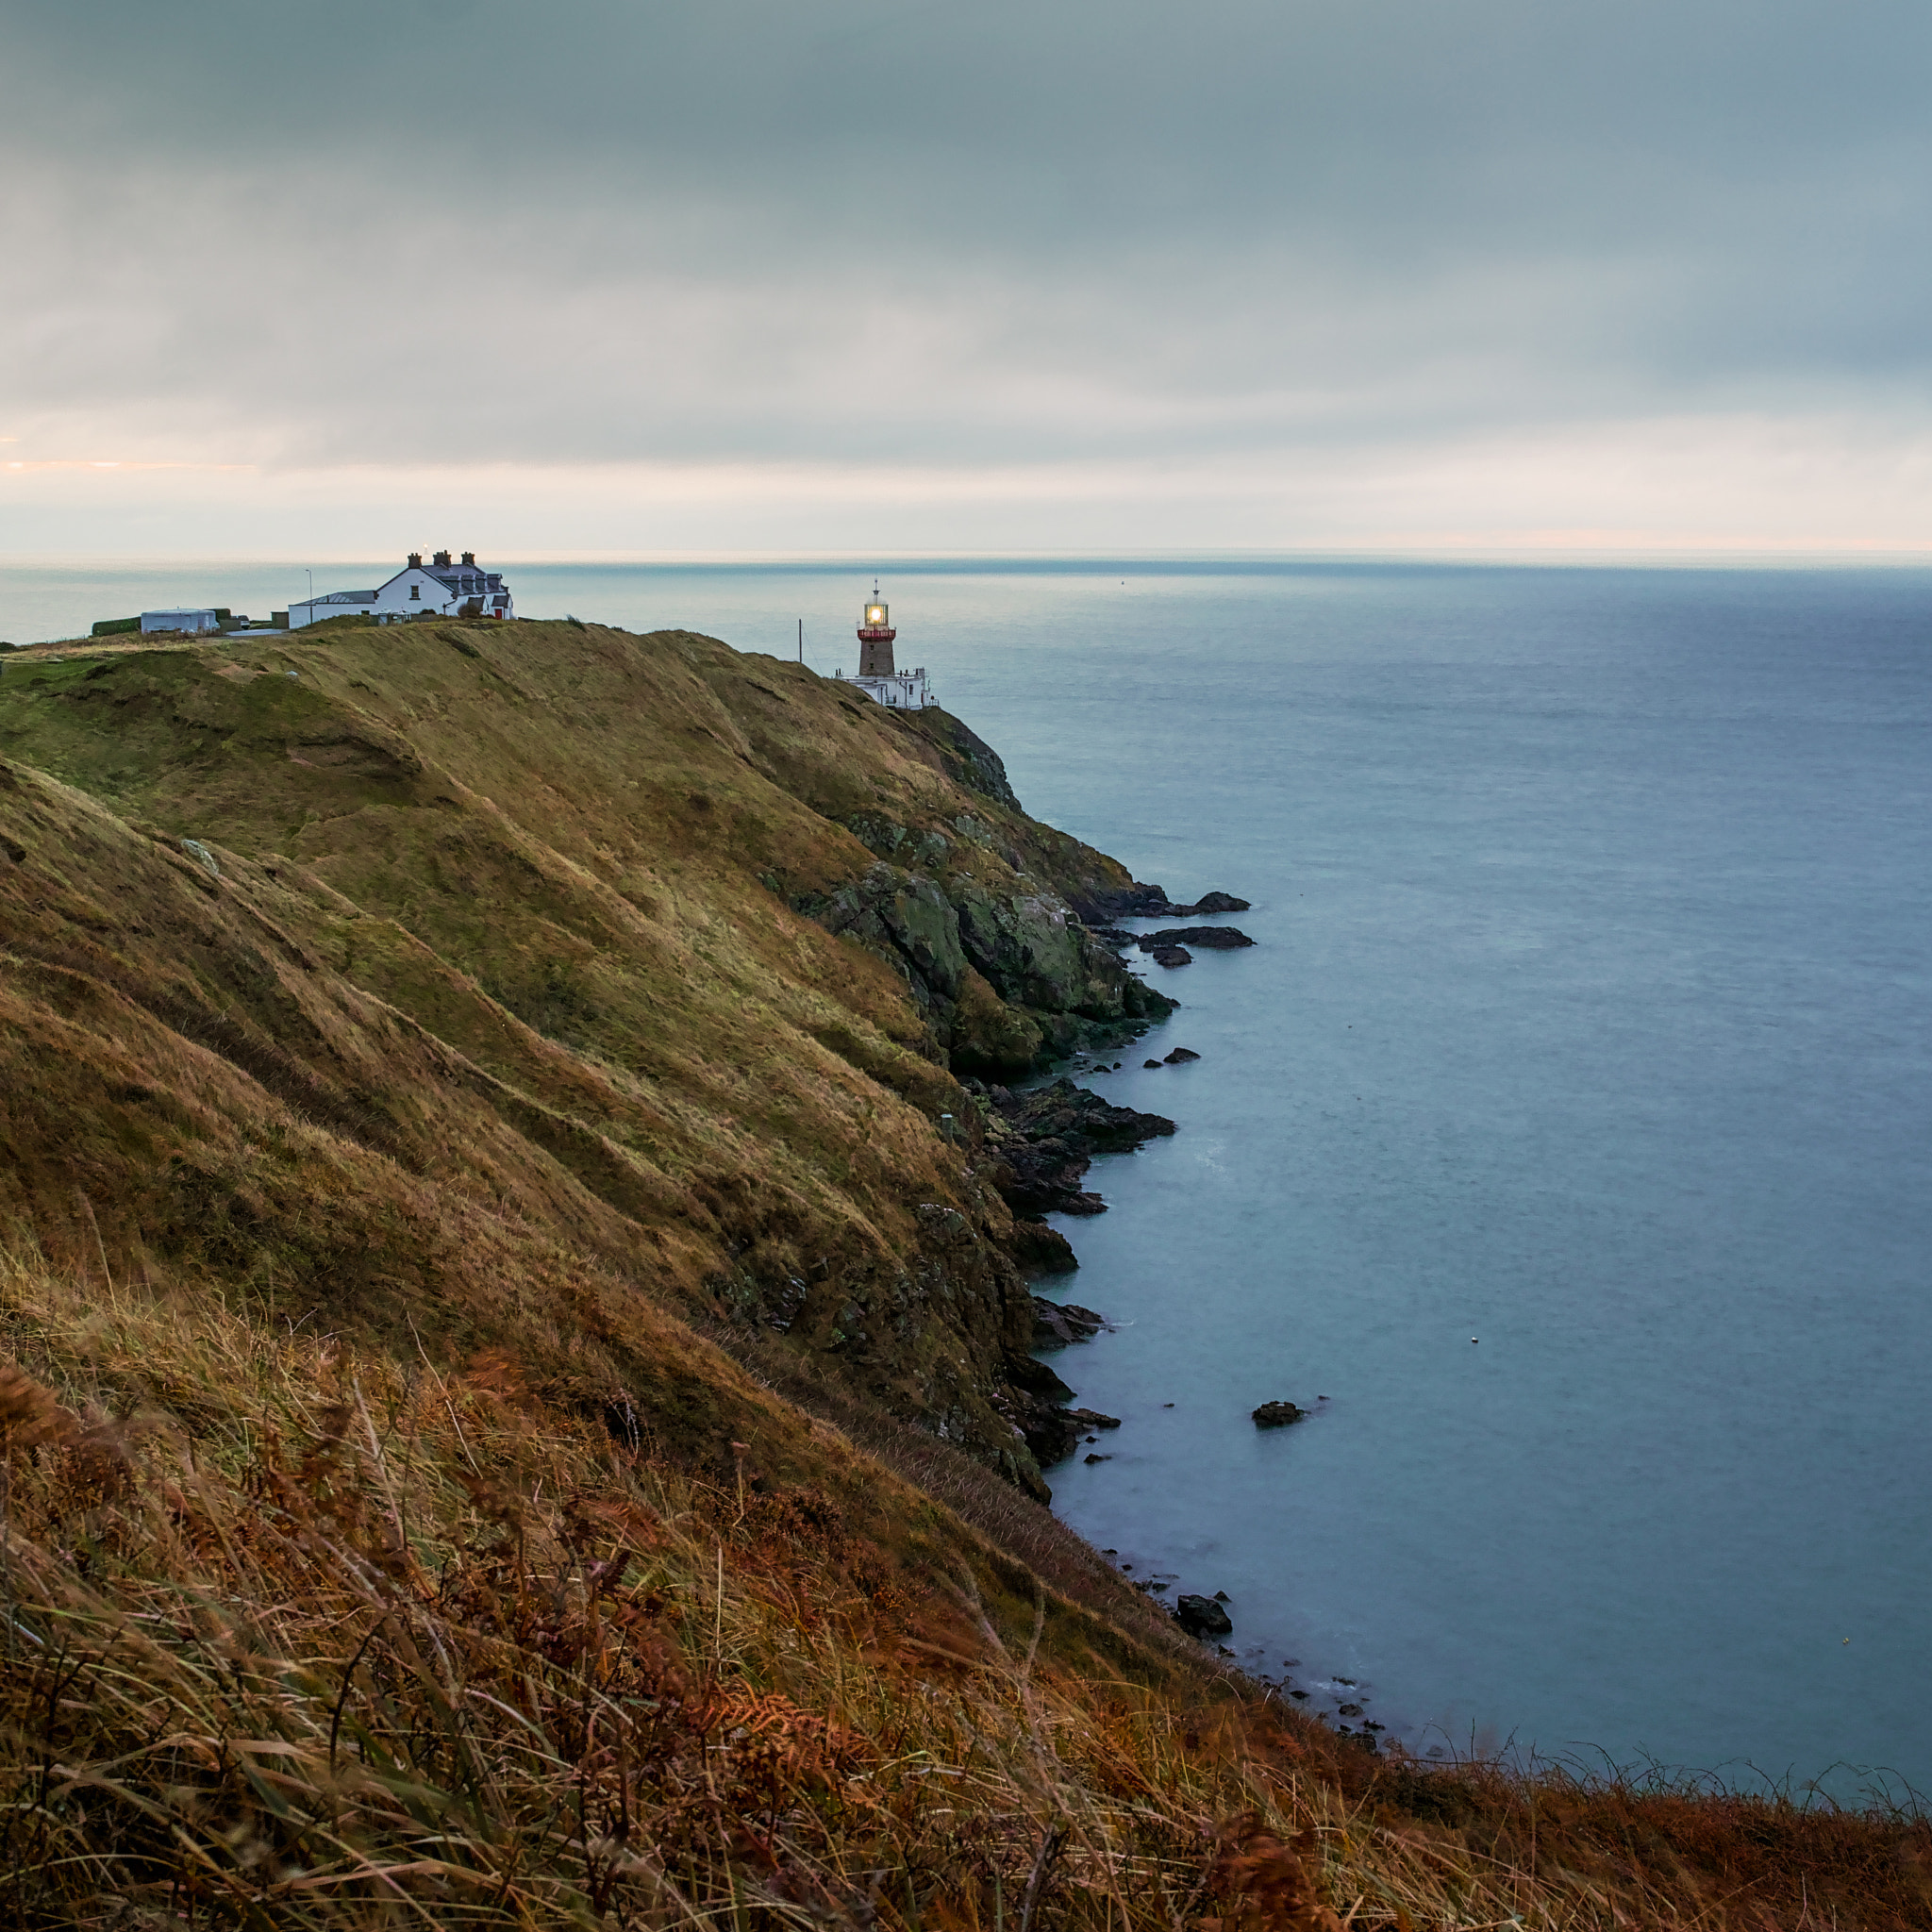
[798,618,803,663]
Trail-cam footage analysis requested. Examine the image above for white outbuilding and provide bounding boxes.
[140,608,221,635]
[288,552,513,629]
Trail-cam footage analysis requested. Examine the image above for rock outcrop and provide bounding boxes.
[1174,1594,1234,1638]
[1011,1219,1079,1274]
[982,1079,1175,1218]
[1071,884,1250,921]
[1136,926,1255,952]
[797,839,1175,1075]
[1033,1298,1107,1348]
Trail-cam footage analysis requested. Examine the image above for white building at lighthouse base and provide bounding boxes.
[836,666,936,709]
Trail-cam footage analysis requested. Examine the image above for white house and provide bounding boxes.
[288,551,513,629]
[140,608,221,635]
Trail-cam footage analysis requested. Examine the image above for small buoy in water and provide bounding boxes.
[1472,1338,1479,1344]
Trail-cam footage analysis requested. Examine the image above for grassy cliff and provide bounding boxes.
[0,621,1174,1493]
[0,621,1924,1929]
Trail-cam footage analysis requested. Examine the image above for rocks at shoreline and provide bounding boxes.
[1136,926,1255,952]
[1074,885,1251,922]
[1252,1400,1306,1428]
[1148,944,1192,968]
[1032,1297,1106,1349]
[1011,1219,1078,1274]
[1024,1402,1123,1470]
[798,834,1181,1081]
[1174,1593,1234,1639]
[972,961,1209,1483]
[1001,1354,1078,1467]
[985,1078,1176,1219]
[1005,1354,1075,1406]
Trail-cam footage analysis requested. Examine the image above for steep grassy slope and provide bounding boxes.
[0,623,1169,1491]
[0,623,1925,1930]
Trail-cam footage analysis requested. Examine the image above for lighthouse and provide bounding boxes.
[837,582,936,709]
[858,594,895,675]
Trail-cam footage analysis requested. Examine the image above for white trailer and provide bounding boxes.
[140,608,221,636]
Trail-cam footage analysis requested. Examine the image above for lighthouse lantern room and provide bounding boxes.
[838,583,936,709]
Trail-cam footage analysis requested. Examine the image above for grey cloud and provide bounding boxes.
[3,0,1930,485]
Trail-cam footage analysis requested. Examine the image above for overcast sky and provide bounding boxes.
[3,0,1930,555]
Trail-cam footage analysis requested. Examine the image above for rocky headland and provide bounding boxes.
[0,622,1194,1507]
[0,620,1896,1931]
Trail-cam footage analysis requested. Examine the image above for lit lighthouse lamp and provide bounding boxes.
[837,582,935,710]
[858,599,896,675]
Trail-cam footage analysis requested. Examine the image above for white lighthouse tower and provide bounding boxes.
[837,583,935,709]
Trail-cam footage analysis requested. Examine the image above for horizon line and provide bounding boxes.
[7,544,1932,573]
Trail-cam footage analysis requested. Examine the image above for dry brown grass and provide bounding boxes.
[0,1245,1923,1930]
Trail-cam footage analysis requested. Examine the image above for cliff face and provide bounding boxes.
[680,641,1174,1073]
[0,622,1170,1495]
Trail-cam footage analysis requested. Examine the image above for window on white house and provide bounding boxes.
[409,586,420,599]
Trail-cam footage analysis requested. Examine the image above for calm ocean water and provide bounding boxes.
[8,557,1930,1796]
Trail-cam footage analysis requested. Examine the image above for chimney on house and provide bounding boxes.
[460,551,476,566]
[408,552,423,568]
[433,550,452,568]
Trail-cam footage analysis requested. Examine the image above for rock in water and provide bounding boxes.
[1148,945,1192,968]
[1252,1400,1305,1428]
[1162,1046,1201,1063]
[1032,1298,1106,1348]
[1174,1593,1234,1638]
[1074,885,1251,918]
[1137,926,1255,952]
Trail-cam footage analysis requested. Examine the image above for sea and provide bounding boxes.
[7,556,1930,1800]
